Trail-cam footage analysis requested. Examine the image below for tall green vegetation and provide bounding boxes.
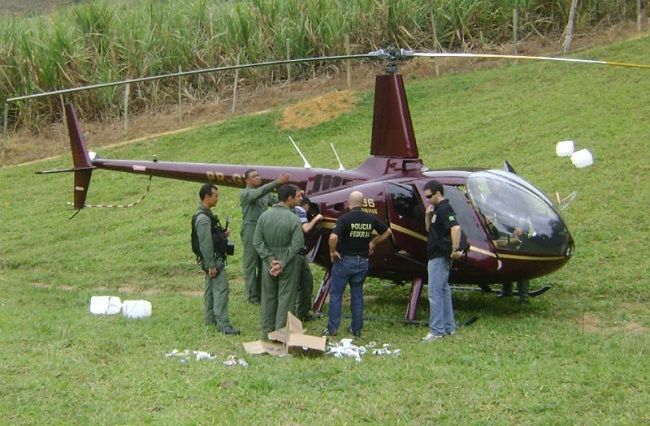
[0,0,641,128]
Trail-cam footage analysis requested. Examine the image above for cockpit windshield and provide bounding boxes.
[466,170,573,256]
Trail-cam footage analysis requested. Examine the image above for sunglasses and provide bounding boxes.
[424,193,435,199]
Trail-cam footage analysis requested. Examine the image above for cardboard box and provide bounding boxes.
[243,312,326,357]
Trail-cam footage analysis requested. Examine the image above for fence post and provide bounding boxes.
[2,101,8,162]
[345,34,351,89]
[431,11,440,77]
[513,8,519,55]
[178,65,183,123]
[232,52,240,114]
[286,39,291,93]
[123,83,130,134]
[563,0,579,53]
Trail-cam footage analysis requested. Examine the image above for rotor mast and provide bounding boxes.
[368,47,419,159]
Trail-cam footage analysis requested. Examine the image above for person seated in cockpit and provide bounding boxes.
[481,179,527,249]
[481,179,530,303]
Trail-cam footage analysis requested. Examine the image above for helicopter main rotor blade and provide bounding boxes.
[11,47,650,104]
[7,53,373,102]
[413,52,650,70]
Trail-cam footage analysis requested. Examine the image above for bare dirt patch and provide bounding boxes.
[578,309,648,335]
[278,90,358,130]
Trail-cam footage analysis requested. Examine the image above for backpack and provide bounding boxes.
[191,211,229,262]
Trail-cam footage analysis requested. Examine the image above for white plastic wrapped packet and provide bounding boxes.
[89,296,122,315]
[121,300,152,318]
[223,355,237,366]
[571,149,594,168]
[194,351,217,361]
[556,140,575,157]
[165,349,190,358]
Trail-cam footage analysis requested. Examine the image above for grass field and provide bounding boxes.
[1,37,649,424]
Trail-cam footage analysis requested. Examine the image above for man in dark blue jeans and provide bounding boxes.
[324,191,392,339]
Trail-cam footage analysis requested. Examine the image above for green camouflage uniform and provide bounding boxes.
[253,203,304,340]
[240,180,279,303]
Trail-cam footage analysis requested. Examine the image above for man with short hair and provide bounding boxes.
[194,184,239,335]
[325,191,392,339]
[253,184,304,340]
[240,169,291,304]
[421,180,462,342]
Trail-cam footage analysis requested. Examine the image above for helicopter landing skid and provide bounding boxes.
[450,285,552,297]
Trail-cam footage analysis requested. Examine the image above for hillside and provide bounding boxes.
[1,34,649,425]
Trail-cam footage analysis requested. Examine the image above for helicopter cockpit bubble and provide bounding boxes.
[466,170,573,256]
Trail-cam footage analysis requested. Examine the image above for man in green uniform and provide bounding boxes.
[240,169,291,304]
[194,184,239,335]
[253,184,304,340]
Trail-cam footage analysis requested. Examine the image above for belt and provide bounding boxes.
[342,254,368,260]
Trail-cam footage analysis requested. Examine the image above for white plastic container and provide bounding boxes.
[121,300,152,318]
[571,148,594,168]
[89,296,122,315]
[556,140,575,157]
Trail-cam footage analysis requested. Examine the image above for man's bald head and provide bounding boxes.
[348,191,364,208]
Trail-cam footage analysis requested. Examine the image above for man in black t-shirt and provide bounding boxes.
[324,191,392,338]
[422,180,462,342]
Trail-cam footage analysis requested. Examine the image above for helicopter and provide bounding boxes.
[38,46,617,321]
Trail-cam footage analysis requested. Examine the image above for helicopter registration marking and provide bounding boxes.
[360,198,378,214]
[206,171,243,186]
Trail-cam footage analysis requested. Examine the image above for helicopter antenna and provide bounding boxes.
[288,136,312,169]
[556,191,578,211]
[330,143,345,171]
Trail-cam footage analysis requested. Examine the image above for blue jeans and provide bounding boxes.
[427,257,456,336]
[327,256,369,334]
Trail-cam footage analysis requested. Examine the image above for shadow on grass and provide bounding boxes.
[354,278,553,327]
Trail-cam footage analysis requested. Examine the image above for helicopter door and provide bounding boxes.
[416,184,500,274]
[385,183,428,265]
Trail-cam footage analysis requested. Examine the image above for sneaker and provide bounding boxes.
[421,333,444,342]
[218,325,241,335]
[347,326,361,339]
[322,327,337,337]
[446,331,456,336]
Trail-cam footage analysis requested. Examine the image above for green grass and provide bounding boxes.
[1,37,649,424]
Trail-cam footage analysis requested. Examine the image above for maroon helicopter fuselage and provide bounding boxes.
[50,72,574,320]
